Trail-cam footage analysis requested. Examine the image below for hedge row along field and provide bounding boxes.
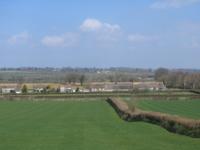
[1,90,200,101]
[107,98,200,138]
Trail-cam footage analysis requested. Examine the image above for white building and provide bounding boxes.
[34,88,44,93]
[79,89,90,93]
[1,88,16,94]
[60,87,67,93]
[60,87,76,93]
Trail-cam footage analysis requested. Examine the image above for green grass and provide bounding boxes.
[0,99,199,150]
[134,99,200,119]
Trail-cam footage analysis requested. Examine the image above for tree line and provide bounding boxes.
[155,68,200,89]
[0,69,153,83]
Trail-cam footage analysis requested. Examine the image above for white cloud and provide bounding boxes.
[80,18,121,43]
[103,23,121,33]
[7,31,30,44]
[80,18,120,33]
[80,18,103,31]
[41,36,65,47]
[41,33,79,47]
[128,34,158,43]
[151,0,200,9]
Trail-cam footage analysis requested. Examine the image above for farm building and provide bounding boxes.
[1,88,16,94]
[104,82,133,92]
[86,82,105,92]
[86,82,133,92]
[59,86,76,93]
[79,89,90,93]
[0,83,20,94]
[33,88,44,93]
[133,82,166,91]
[87,82,166,92]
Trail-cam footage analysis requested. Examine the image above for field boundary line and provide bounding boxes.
[106,97,200,138]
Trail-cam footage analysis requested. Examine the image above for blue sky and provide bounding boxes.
[0,0,200,68]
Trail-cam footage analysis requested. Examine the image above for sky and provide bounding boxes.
[0,0,200,68]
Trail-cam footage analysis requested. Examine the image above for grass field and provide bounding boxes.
[0,99,200,150]
[134,99,200,119]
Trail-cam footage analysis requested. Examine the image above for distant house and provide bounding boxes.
[1,88,16,94]
[89,82,166,92]
[88,82,133,92]
[90,88,99,92]
[80,89,90,93]
[0,83,24,94]
[87,83,105,92]
[0,83,19,94]
[33,88,44,93]
[60,87,67,93]
[104,82,133,92]
[59,86,76,93]
[133,82,166,91]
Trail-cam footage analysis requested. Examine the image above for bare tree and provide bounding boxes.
[79,74,85,86]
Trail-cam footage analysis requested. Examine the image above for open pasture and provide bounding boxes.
[134,99,200,119]
[0,99,199,150]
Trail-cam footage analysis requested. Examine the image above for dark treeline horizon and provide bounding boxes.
[0,67,200,73]
[0,67,154,83]
[0,67,200,87]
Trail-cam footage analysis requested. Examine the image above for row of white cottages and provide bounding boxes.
[0,82,166,94]
[59,82,166,93]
